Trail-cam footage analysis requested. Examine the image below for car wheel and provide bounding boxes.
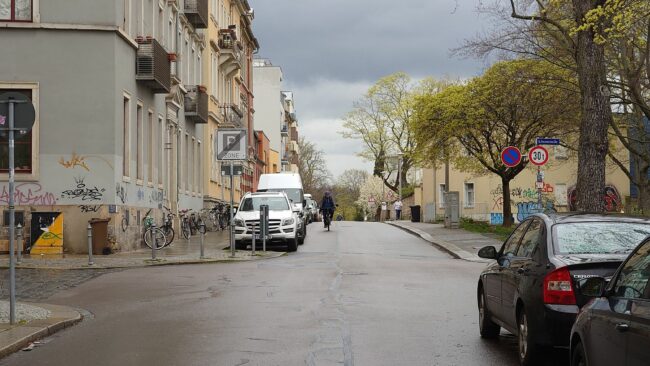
[234,240,246,250]
[287,237,298,252]
[571,340,588,366]
[478,288,500,338]
[518,309,540,366]
[298,235,305,245]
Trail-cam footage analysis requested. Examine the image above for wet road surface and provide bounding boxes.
[1,221,567,365]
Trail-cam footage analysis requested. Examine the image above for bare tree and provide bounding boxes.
[296,138,331,194]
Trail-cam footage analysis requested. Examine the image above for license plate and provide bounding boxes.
[254,234,262,240]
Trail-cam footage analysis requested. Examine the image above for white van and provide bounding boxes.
[257,173,307,244]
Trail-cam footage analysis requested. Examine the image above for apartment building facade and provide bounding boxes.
[252,59,300,173]
[202,0,258,207]
[0,0,206,253]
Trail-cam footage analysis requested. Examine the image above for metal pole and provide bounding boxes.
[151,223,157,260]
[87,223,94,266]
[262,205,267,253]
[251,217,256,256]
[398,156,402,221]
[200,223,205,259]
[229,162,235,258]
[8,99,16,325]
[537,167,543,211]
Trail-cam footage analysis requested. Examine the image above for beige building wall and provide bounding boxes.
[415,146,630,224]
[269,149,280,173]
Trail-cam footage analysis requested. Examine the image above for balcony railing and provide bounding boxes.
[218,26,243,75]
[281,124,289,136]
[184,0,208,29]
[224,104,243,126]
[290,154,300,165]
[136,37,171,93]
[290,127,298,142]
[184,86,208,124]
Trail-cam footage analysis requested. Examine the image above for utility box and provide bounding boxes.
[444,192,460,229]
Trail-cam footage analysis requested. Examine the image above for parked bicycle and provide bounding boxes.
[143,209,166,250]
[179,209,192,240]
[160,206,176,246]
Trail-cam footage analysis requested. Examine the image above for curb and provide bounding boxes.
[0,304,83,360]
[386,222,489,263]
[0,251,288,270]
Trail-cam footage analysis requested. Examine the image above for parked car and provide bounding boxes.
[233,192,299,252]
[307,198,319,223]
[476,213,650,366]
[570,237,650,366]
[257,173,307,244]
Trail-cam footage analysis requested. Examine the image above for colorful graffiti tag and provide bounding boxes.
[568,185,622,212]
[0,183,57,205]
[30,213,64,255]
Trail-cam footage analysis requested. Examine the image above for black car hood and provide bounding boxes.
[555,253,628,266]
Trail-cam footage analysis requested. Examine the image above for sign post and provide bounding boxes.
[529,145,550,213]
[216,128,247,259]
[0,92,36,325]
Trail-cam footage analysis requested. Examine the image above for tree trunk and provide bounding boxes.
[638,183,650,216]
[502,176,514,227]
[572,0,612,212]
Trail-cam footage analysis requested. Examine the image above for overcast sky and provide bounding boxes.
[250,0,492,179]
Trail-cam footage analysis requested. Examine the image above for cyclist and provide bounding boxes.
[320,191,336,228]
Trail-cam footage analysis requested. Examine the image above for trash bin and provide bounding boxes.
[410,205,421,223]
[89,218,111,255]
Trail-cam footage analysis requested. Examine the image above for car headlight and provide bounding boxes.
[234,218,245,227]
[282,218,295,226]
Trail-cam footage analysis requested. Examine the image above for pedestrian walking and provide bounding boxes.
[393,200,403,220]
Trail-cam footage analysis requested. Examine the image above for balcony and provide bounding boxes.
[184,86,208,124]
[290,154,300,165]
[223,104,243,126]
[281,124,289,136]
[290,127,298,142]
[136,37,171,93]
[184,0,208,29]
[281,154,289,165]
[289,141,299,154]
[218,27,243,76]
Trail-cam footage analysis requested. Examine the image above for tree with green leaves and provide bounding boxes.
[413,59,581,226]
[296,138,331,195]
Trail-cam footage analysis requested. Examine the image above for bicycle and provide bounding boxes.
[142,210,167,250]
[322,209,333,231]
[160,206,176,247]
[179,209,192,240]
[190,211,205,235]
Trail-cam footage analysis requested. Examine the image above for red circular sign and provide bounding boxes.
[528,145,549,166]
[501,146,522,168]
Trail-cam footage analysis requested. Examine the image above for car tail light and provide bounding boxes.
[543,267,576,305]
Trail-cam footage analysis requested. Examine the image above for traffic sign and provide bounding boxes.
[0,92,35,132]
[217,128,247,161]
[529,146,549,166]
[501,146,522,167]
[536,138,561,146]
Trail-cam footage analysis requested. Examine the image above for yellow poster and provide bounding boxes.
[31,213,64,255]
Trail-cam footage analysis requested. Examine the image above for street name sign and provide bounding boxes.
[529,145,549,166]
[216,128,247,161]
[0,92,35,132]
[536,138,561,146]
[501,146,522,167]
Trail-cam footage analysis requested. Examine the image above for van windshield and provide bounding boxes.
[240,196,290,212]
[263,189,303,205]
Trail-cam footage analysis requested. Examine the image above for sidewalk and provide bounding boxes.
[0,231,285,270]
[387,221,502,262]
[0,301,82,359]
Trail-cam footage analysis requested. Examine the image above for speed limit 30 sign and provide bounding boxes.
[528,145,549,166]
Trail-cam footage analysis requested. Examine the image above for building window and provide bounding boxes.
[148,110,154,185]
[0,88,33,173]
[122,0,131,34]
[185,133,189,191]
[136,102,144,182]
[210,50,217,97]
[196,141,201,193]
[0,0,32,22]
[439,184,446,208]
[464,182,475,208]
[122,94,131,177]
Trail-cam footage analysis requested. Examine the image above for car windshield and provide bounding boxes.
[240,196,290,212]
[264,189,302,204]
[554,222,650,255]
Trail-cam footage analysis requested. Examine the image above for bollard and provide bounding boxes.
[200,223,206,259]
[251,221,256,256]
[260,205,269,254]
[16,224,22,265]
[87,223,94,266]
[151,223,157,260]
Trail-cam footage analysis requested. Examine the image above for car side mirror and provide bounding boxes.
[478,246,498,259]
[577,277,607,297]
[232,208,237,215]
[303,199,307,207]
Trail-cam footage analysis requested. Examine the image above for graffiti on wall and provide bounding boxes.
[116,183,127,204]
[137,188,145,201]
[79,205,101,213]
[490,213,504,225]
[516,201,557,222]
[149,190,164,203]
[58,153,90,171]
[61,177,106,201]
[0,183,57,205]
[30,212,64,255]
[568,185,622,212]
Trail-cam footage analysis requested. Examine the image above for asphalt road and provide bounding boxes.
[1,221,567,366]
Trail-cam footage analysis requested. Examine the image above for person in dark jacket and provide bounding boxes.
[320,191,336,227]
